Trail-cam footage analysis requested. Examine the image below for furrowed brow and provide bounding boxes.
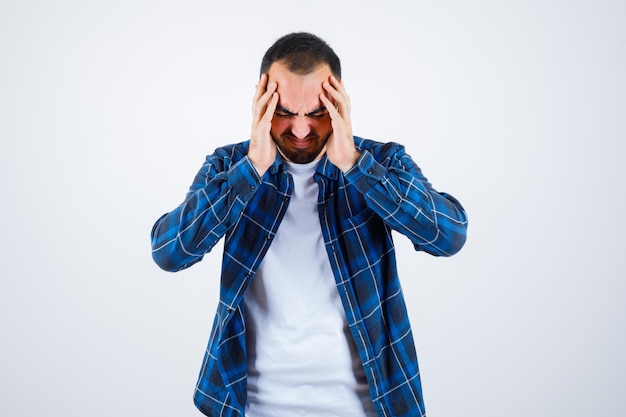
[305,107,328,116]
[275,105,328,117]
[275,105,296,116]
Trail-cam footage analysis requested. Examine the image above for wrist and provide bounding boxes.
[336,150,361,173]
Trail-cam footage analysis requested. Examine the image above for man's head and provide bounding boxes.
[260,32,341,80]
[261,33,341,164]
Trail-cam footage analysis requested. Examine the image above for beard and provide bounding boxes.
[272,130,332,164]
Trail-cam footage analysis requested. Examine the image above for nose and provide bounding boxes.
[291,116,311,139]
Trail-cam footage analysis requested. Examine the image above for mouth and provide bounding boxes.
[284,135,317,149]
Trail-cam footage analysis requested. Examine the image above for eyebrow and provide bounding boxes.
[275,105,328,117]
[306,107,328,116]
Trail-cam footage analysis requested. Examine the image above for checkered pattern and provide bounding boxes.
[151,137,468,416]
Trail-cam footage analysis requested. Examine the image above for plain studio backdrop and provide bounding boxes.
[1,0,624,416]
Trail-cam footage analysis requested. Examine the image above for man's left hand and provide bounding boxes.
[320,76,361,172]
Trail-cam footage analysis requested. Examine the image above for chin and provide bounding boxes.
[274,134,329,164]
[280,149,322,164]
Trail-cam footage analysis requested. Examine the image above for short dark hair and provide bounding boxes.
[260,32,341,79]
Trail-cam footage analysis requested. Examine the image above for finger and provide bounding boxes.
[319,92,340,120]
[261,92,279,124]
[253,81,278,121]
[252,73,268,106]
[326,75,348,99]
[321,86,349,121]
[323,77,350,115]
[329,75,347,95]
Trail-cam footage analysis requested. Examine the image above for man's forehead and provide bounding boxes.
[269,67,329,114]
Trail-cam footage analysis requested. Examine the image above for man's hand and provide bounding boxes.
[320,76,361,172]
[249,73,279,176]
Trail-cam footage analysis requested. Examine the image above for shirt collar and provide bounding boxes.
[268,152,340,180]
[315,155,340,180]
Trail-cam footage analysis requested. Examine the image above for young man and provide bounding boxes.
[151,32,468,417]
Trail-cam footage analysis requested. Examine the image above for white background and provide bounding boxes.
[1,0,624,416]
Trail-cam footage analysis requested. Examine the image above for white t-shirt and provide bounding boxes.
[244,160,375,417]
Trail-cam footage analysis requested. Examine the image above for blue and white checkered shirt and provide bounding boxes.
[151,137,468,417]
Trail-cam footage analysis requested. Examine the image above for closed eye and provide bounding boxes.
[274,106,329,119]
[305,107,329,119]
[307,111,329,119]
[274,105,296,118]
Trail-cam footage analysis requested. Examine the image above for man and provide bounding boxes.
[151,32,468,417]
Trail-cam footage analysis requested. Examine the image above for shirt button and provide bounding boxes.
[396,197,401,203]
[264,235,271,241]
[367,169,373,174]
[250,185,255,191]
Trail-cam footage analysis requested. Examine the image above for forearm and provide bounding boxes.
[151,155,261,271]
[344,149,468,256]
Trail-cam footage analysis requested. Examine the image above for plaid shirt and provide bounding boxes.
[151,137,468,417]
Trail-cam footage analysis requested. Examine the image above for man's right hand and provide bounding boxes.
[248,73,279,176]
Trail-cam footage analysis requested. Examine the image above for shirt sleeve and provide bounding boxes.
[150,150,261,272]
[343,144,468,256]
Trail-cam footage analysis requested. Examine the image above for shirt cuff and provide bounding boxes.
[227,156,262,201]
[343,150,386,192]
